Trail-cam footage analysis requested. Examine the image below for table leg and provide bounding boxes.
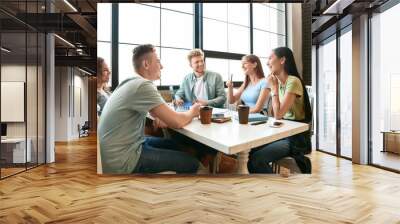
[237,149,251,174]
[212,152,221,174]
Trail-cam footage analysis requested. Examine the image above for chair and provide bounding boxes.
[272,88,314,174]
[78,121,90,138]
[272,157,301,174]
[158,89,174,103]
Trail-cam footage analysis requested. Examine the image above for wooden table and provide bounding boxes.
[381,131,400,154]
[171,118,309,174]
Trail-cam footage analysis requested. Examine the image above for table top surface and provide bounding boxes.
[381,130,400,134]
[172,118,309,154]
[1,138,29,143]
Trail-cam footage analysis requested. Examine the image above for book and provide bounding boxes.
[211,117,231,123]
[233,113,269,122]
[175,102,192,112]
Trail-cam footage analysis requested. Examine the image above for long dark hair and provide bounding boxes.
[242,54,265,89]
[273,47,312,123]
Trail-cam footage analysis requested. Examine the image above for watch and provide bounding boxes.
[271,92,278,97]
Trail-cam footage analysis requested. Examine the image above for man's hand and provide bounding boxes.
[189,103,201,117]
[194,99,208,106]
[174,98,184,106]
[153,117,168,129]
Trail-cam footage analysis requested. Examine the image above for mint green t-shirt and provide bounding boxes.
[98,76,165,174]
[278,75,305,121]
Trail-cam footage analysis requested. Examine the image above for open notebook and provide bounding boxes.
[174,102,229,116]
[233,112,269,122]
[174,102,193,112]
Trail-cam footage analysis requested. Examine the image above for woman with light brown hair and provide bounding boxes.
[97,57,111,116]
[226,54,271,113]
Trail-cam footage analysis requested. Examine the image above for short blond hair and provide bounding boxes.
[187,49,204,62]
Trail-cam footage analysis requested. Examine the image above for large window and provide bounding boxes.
[316,26,352,159]
[370,3,400,171]
[203,3,250,54]
[0,3,46,179]
[118,3,194,85]
[339,28,352,158]
[97,3,112,85]
[98,3,287,87]
[203,3,286,82]
[317,36,337,155]
[252,3,286,74]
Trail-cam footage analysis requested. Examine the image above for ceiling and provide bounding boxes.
[6,0,390,72]
[310,0,390,43]
[0,0,100,74]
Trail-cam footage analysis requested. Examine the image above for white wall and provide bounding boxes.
[1,64,46,164]
[72,72,89,138]
[55,67,89,141]
[55,66,69,141]
[1,65,40,137]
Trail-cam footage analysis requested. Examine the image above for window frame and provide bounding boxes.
[368,1,400,173]
[314,24,353,161]
[107,2,287,89]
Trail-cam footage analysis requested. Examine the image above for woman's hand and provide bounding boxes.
[267,73,278,90]
[226,80,233,88]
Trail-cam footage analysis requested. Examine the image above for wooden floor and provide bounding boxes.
[1,135,400,223]
[1,167,26,178]
[372,150,400,171]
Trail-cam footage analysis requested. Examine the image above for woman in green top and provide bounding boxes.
[248,47,312,173]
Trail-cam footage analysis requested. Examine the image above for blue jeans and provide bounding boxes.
[133,137,199,174]
[248,139,291,173]
[171,132,218,159]
[248,132,311,173]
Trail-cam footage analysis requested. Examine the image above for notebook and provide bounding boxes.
[175,102,192,112]
[233,113,269,122]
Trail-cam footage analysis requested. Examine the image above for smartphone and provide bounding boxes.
[250,121,267,125]
[271,121,283,127]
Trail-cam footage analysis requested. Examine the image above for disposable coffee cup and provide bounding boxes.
[200,106,213,124]
[237,105,250,124]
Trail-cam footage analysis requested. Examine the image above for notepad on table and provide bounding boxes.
[233,113,269,122]
[175,102,192,112]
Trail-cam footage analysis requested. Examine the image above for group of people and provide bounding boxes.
[97,45,312,174]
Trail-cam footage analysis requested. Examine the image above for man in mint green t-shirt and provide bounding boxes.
[98,44,201,174]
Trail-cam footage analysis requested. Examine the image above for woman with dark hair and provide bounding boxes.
[247,47,312,173]
[226,54,270,113]
[97,57,111,116]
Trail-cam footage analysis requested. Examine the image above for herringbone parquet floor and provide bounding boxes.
[1,135,400,223]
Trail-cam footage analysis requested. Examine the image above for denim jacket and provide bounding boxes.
[175,70,226,108]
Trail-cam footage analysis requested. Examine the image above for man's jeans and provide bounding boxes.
[133,137,199,174]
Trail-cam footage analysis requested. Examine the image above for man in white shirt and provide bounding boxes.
[175,49,226,108]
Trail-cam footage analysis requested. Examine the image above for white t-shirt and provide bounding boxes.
[194,76,208,100]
